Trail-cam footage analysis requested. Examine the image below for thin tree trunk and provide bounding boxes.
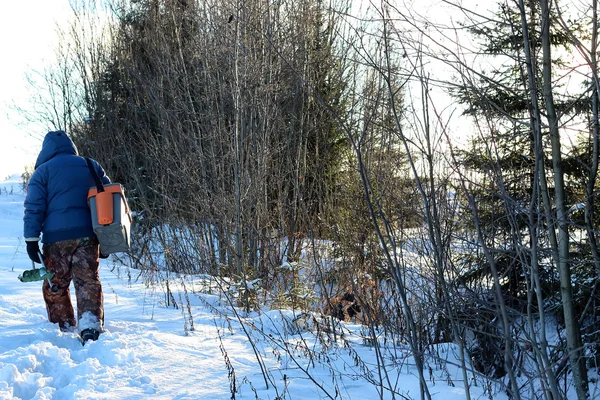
[538,1,588,398]
[233,3,244,277]
[585,0,600,281]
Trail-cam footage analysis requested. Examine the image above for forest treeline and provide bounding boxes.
[29,0,600,398]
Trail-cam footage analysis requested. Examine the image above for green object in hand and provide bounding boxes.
[18,268,54,283]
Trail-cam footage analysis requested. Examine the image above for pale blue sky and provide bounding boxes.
[0,0,71,178]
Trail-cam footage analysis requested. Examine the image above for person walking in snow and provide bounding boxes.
[23,130,110,343]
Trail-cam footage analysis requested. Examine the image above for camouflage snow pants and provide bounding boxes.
[41,237,104,331]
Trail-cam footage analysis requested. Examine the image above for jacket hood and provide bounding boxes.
[35,130,78,169]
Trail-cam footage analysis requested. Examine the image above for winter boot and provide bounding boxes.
[80,328,101,343]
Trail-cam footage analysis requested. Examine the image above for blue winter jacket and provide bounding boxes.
[24,130,110,243]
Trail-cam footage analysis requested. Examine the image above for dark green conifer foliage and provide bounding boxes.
[453,2,589,308]
[452,2,597,391]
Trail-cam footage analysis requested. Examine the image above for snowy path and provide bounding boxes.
[0,178,236,399]
[0,264,233,399]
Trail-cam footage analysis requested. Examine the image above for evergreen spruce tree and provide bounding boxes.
[452,1,592,396]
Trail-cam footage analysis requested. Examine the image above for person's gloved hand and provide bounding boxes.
[26,241,41,263]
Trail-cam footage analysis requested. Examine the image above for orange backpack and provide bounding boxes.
[86,158,132,255]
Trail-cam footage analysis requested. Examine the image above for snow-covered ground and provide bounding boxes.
[0,175,507,400]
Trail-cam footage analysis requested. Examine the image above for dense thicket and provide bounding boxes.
[71,0,351,281]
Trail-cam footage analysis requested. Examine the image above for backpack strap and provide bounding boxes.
[85,157,105,193]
